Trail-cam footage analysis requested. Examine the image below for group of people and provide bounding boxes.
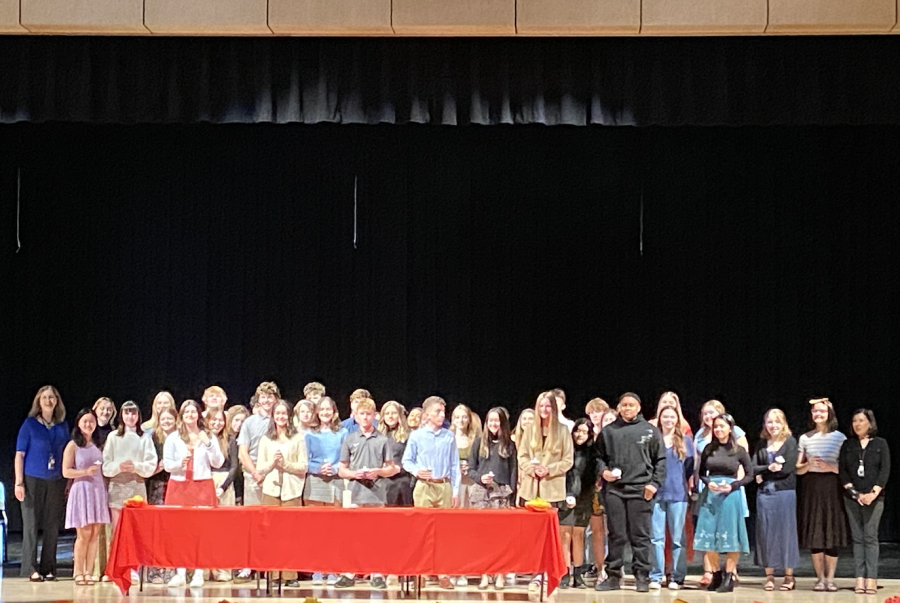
[14,383,890,595]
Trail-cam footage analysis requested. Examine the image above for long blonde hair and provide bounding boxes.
[513,408,535,444]
[528,392,566,454]
[760,408,792,442]
[450,404,482,441]
[697,399,726,439]
[378,401,410,443]
[657,407,687,460]
[143,391,176,430]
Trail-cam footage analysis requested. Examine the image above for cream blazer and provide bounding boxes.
[516,423,574,502]
[257,433,308,501]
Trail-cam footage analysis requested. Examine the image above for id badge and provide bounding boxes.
[48,454,55,471]
[857,461,865,478]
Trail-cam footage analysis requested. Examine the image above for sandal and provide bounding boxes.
[764,574,775,591]
[86,576,96,585]
[699,571,713,587]
[781,576,796,591]
[826,582,838,592]
[813,581,826,592]
[29,572,44,582]
[75,574,88,586]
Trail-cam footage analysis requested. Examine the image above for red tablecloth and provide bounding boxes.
[108,506,566,595]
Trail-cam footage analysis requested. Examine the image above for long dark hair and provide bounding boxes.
[71,408,99,447]
[478,407,514,459]
[266,400,297,440]
[702,413,739,459]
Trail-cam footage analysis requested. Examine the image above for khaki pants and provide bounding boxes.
[413,481,452,509]
[243,474,262,506]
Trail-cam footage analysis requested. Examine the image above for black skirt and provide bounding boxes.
[798,472,849,550]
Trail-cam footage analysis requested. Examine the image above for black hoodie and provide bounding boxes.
[594,414,666,499]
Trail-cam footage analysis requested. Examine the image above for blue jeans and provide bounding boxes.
[651,500,689,583]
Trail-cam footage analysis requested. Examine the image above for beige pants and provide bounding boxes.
[413,481,452,509]
[243,474,262,506]
[212,472,235,506]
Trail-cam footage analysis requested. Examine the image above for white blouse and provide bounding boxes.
[102,428,158,479]
[163,431,224,482]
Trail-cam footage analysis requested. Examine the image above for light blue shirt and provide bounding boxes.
[402,426,461,495]
[305,428,348,474]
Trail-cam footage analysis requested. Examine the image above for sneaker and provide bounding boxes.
[528,577,542,592]
[327,574,339,585]
[311,573,325,585]
[215,570,232,582]
[370,576,386,589]
[234,569,252,584]
[285,580,300,587]
[456,576,468,587]
[167,574,186,588]
[334,576,355,589]
[636,579,650,593]
[668,581,682,590]
[505,573,516,584]
[131,570,141,583]
[649,581,662,590]
[594,576,620,591]
[190,571,205,588]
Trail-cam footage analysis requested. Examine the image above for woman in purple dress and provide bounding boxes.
[62,408,111,585]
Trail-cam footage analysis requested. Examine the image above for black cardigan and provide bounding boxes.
[839,436,890,500]
[753,436,799,492]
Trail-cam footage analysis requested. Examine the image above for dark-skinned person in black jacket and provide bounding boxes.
[593,392,666,592]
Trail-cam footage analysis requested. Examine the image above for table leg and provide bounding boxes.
[540,573,544,602]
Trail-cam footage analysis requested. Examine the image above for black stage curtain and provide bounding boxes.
[1,36,900,126]
[0,123,896,537]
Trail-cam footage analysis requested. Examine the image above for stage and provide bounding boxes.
[1,572,899,603]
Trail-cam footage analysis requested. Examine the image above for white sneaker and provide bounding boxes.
[668,581,681,590]
[505,573,516,584]
[456,576,468,587]
[190,571,205,588]
[167,574,186,588]
[131,570,141,583]
[311,573,325,585]
[649,581,662,590]
[327,573,339,585]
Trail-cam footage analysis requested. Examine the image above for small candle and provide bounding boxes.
[342,490,352,508]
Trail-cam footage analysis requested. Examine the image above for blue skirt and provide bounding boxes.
[755,488,800,569]
[693,477,749,553]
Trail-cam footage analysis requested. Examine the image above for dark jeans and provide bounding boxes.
[20,475,67,577]
[844,497,884,580]
[604,491,653,580]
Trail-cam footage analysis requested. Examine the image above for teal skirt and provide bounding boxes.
[693,477,749,553]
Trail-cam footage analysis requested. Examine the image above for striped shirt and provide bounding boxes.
[799,430,846,468]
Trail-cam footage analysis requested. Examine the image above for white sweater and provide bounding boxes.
[163,431,224,481]
[102,428,158,479]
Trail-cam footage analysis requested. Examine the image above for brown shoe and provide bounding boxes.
[439,577,455,590]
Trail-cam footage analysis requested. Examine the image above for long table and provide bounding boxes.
[108,506,567,595]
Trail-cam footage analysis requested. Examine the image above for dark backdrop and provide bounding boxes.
[0,123,896,538]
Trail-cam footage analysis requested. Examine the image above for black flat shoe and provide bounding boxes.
[44,574,57,582]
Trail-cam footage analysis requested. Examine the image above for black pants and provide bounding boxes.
[604,491,653,580]
[20,475,67,577]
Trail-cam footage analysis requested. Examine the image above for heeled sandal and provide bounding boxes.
[764,574,775,591]
[781,576,795,591]
[75,574,88,586]
[699,571,713,587]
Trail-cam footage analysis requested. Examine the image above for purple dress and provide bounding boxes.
[65,444,111,529]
